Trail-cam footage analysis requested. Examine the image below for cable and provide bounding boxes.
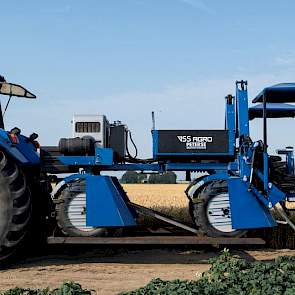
[124,157,156,164]
[125,130,134,159]
[125,130,156,163]
[128,130,138,158]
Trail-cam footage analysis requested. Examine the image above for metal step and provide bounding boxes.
[47,236,265,245]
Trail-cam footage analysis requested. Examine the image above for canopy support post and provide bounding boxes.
[0,100,4,129]
[263,94,269,191]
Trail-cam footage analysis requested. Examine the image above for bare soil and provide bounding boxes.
[1,185,294,294]
[1,247,295,295]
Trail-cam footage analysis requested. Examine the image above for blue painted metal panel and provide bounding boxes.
[59,148,113,166]
[95,148,113,165]
[16,135,39,164]
[252,168,286,207]
[166,162,237,171]
[235,82,253,182]
[86,175,136,227]
[0,129,39,165]
[236,83,250,138]
[253,170,286,206]
[101,163,164,171]
[152,130,158,158]
[263,152,269,191]
[225,96,236,154]
[250,186,271,208]
[202,172,230,183]
[228,177,276,229]
[268,184,286,206]
[63,173,86,184]
[0,143,30,163]
[58,157,238,172]
[0,129,12,146]
[59,155,96,165]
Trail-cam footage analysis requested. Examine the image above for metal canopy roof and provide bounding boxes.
[252,83,295,103]
[249,103,295,120]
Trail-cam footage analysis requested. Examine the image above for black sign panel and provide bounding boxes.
[157,130,229,154]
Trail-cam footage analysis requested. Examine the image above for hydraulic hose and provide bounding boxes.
[125,130,156,163]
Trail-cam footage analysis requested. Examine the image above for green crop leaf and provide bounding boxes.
[119,252,295,295]
[1,282,92,295]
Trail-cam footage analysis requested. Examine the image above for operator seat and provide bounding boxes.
[269,150,295,193]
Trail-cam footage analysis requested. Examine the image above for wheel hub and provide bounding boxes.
[206,193,235,233]
[66,193,95,232]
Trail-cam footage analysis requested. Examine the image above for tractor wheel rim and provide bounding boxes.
[66,193,95,232]
[206,193,235,233]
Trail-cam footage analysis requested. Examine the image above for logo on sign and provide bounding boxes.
[177,135,213,150]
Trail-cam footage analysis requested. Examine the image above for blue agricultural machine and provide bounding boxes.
[1,76,295,262]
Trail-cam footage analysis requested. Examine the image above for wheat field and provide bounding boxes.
[122,184,191,224]
[122,183,295,249]
[122,183,295,227]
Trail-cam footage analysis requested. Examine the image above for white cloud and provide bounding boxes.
[40,4,72,15]
[275,54,295,66]
[177,0,214,14]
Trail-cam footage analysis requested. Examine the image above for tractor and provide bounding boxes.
[0,76,53,262]
[2,76,295,263]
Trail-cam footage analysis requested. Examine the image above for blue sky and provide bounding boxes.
[1,0,295,156]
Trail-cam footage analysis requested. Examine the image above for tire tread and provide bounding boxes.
[0,151,31,261]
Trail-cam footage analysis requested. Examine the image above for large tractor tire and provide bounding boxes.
[56,180,122,237]
[191,180,247,238]
[0,151,31,261]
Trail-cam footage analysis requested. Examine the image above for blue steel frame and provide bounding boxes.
[235,81,286,206]
[56,80,291,230]
[235,81,251,180]
[56,80,286,196]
